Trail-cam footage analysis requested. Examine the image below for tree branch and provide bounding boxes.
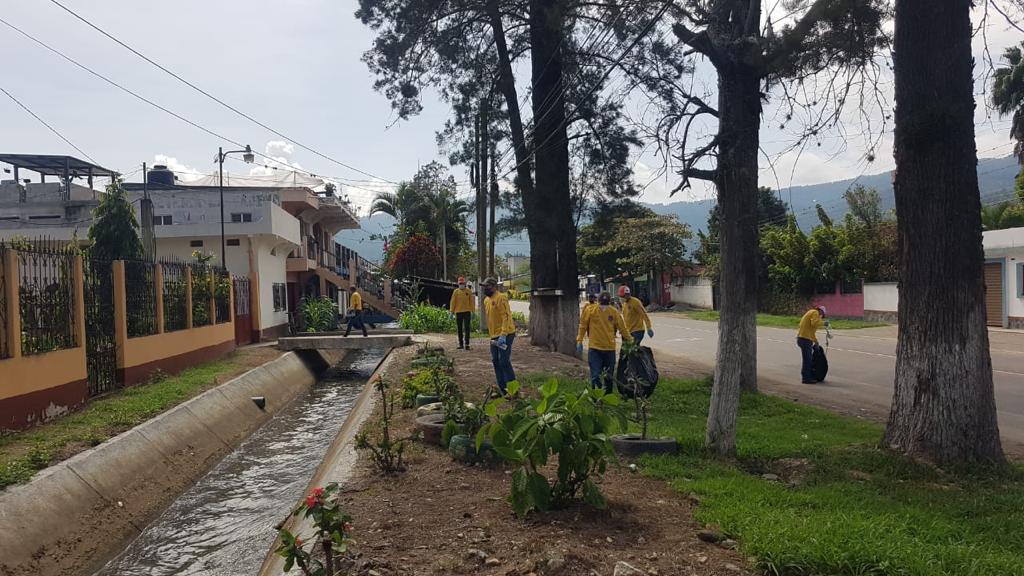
[682,167,717,182]
[760,0,833,76]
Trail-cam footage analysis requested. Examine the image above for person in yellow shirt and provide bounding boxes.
[483,278,517,394]
[618,286,654,344]
[577,291,633,392]
[581,292,597,322]
[449,276,475,350]
[344,286,367,337]
[797,305,827,383]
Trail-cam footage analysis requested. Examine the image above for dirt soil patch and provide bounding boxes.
[338,335,752,576]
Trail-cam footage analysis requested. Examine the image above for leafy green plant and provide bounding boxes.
[355,378,410,474]
[398,367,453,408]
[478,379,626,517]
[399,303,480,334]
[301,297,339,333]
[275,483,354,576]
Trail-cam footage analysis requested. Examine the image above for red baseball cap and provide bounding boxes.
[458,277,466,284]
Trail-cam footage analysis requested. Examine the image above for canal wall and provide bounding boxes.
[0,349,345,576]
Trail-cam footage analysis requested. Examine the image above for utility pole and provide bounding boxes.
[475,104,489,325]
[488,141,498,277]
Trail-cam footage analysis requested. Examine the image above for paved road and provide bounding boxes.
[509,300,1024,452]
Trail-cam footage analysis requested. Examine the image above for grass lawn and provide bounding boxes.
[680,309,888,330]
[520,373,1024,576]
[0,353,259,489]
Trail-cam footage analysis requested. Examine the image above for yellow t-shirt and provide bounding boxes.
[798,309,824,342]
[350,291,363,312]
[622,297,652,333]
[449,288,475,314]
[577,305,633,351]
[484,292,515,338]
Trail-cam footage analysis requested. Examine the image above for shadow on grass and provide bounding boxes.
[518,372,1024,576]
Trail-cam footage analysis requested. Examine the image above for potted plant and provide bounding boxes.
[610,343,678,456]
[414,368,461,446]
[444,389,496,463]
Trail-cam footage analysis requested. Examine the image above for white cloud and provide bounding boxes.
[153,154,205,182]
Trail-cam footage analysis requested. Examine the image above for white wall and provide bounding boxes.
[254,237,290,332]
[670,277,714,309]
[154,236,251,276]
[864,282,899,312]
[1003,254,1024,323]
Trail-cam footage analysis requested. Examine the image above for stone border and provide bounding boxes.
[0,349,343,576]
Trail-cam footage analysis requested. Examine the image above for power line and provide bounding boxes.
[44,0,397,185]
[0,85,96,163]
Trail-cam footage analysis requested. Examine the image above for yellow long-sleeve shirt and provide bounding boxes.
[449,288,475,314]
[350,291,363,312]
[484,292,515,338]
[621,297,652,333]
[580,302,597,324]
[798,309,824,342]
[577,305,633,351]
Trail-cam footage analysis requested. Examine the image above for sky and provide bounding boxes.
[1,0,1022,215]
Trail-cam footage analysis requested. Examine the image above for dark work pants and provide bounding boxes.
[797,337,815,382]
[588,349,617,393]
[345,312,368,337]
[456,312,472,346]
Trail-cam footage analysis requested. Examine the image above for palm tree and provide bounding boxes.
[981,201,1024,231]
[368,183,429,228]
[992,42,1024,199]
[423,188,470,280]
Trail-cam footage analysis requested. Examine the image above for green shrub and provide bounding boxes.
[478,379,626,517]
[301,296,339,332]
[399,303,481,334]
[399,367,453,408]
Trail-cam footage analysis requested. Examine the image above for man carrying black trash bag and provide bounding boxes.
[796,305,830,383]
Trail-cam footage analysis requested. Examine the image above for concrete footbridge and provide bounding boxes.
[277,331,416,351]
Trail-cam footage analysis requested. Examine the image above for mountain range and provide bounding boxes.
[337,155,1020,263]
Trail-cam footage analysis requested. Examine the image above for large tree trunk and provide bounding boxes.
[528,0,579,354]
[705,60,761,456]
[884,0,1005,467]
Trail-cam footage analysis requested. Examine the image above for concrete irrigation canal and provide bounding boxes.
[0,341,406,576]
[94,350,382,576]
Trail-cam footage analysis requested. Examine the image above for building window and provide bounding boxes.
[230,212,253,223]
[190,240,203,247]
[154,215,172,225]
[273,283,287,311]
[227,238,241,247]
[1018,263,1024,298]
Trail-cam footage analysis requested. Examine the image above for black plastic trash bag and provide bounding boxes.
[616,346,660,399]
[812,344,829,382]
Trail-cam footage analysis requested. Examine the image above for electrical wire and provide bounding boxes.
[44,0,398,185]
[0,84,97,163]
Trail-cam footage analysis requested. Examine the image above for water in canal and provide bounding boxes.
[95,350,381,576]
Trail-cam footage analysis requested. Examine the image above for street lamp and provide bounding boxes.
[216,145,254,269]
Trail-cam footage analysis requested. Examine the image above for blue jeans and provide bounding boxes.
[490,333,517,393]
[797,337,815,382]
[588,349,617,393]
[631,331,645,345]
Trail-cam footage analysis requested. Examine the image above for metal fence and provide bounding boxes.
[17,241,77,356]
[190,264,213,327]
[0,245,7,359]
[161,261,188,332]
[214,268,231,324]
[83,257,118,397]
[125,260,158,338]
[233,276,251,317]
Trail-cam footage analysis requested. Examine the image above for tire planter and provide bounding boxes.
[415,413,447,446]
[448,434,498,464]
[610,434,679,457]
[414,394,440,408]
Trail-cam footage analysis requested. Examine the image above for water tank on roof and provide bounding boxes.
[147,165,175,186]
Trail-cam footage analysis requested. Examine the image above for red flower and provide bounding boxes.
[295,538,303,548]
[343,522,353,533]
[312,487,325,498]
[305,495,317,508]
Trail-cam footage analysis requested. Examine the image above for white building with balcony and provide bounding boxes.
[0,156,396,340]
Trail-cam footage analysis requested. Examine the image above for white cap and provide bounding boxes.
[817,305,827,315]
